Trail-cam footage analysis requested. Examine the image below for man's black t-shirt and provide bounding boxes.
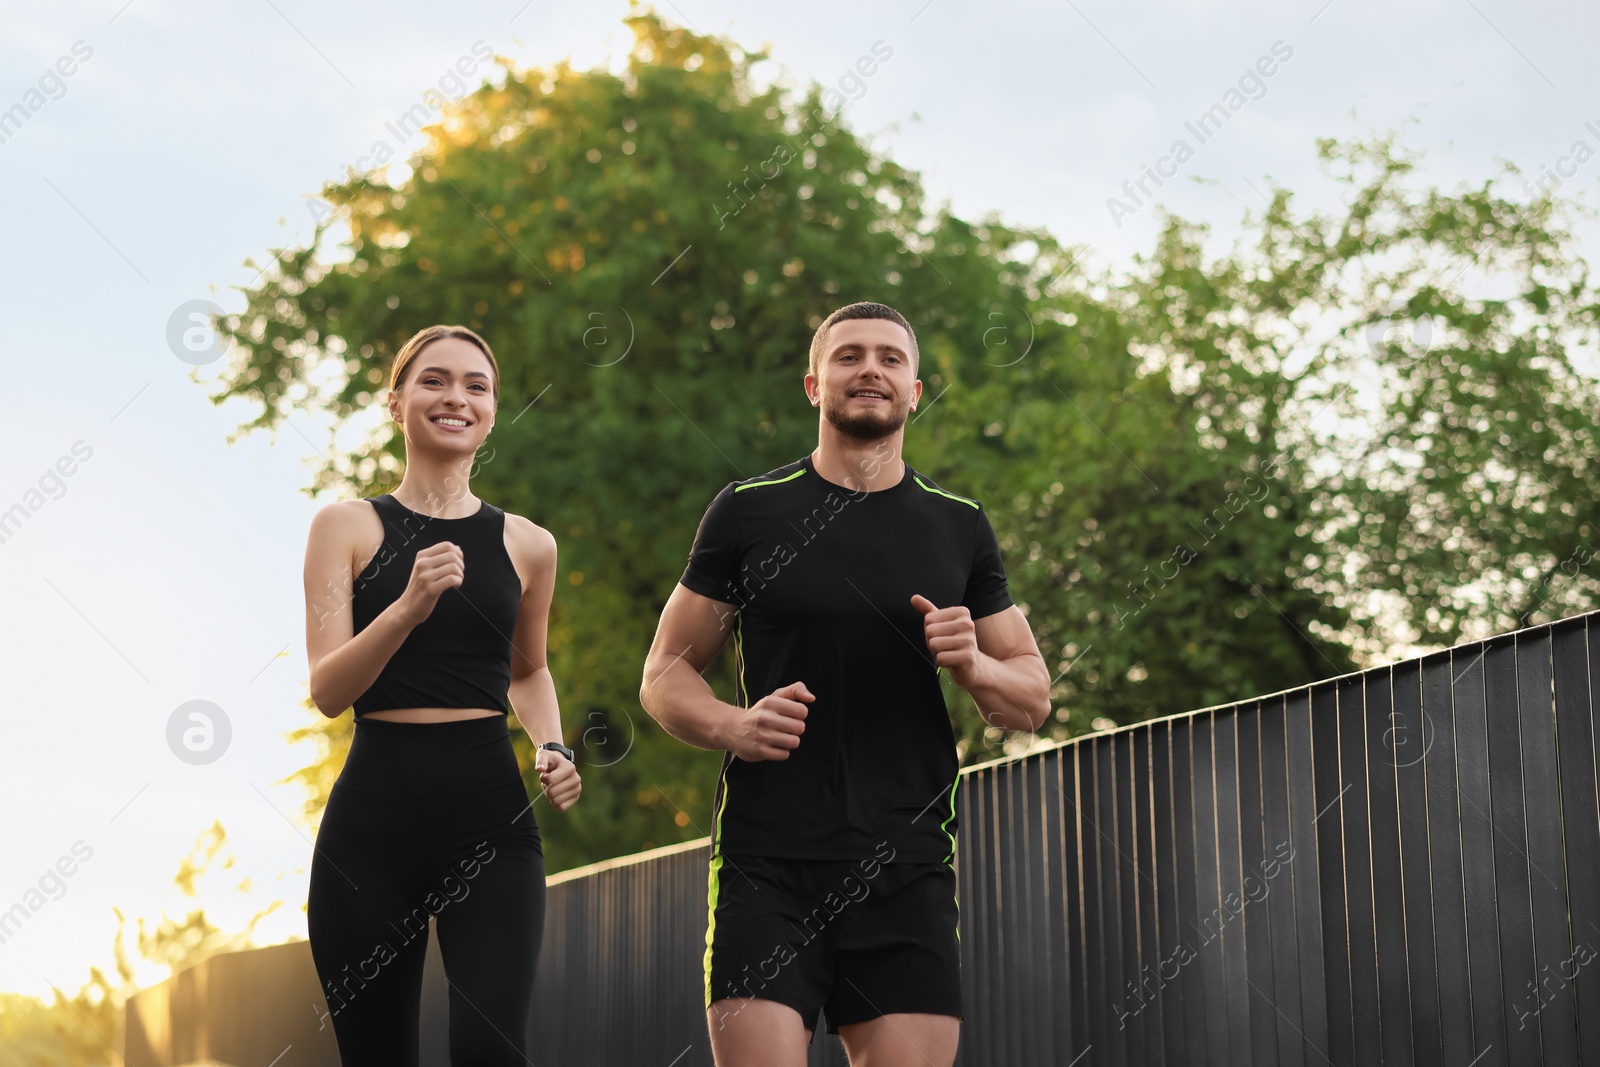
[679,452,1014,865]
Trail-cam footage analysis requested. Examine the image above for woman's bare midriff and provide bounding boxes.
[361,708,505,723]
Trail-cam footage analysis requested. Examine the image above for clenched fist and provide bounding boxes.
[397,541,464,627]
[911,594,981,689]
[725,681,814,762]
[535,747,581,812]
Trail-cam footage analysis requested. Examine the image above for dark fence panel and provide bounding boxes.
[1555,623,1600,1058]
[118,613,1600,1066]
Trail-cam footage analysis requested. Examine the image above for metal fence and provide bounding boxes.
[120,611,1600,1066]
[115,930,453,1067]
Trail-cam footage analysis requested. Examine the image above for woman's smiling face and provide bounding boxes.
[391,336,498,450]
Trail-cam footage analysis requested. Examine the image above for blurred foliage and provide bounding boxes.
[0,984,118,1067]
[2,824,281,1065]
[211,11,1600,873]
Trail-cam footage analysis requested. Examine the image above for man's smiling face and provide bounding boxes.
[807,317,922,441]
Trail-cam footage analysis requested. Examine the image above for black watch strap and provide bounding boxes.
[538,741,575,763]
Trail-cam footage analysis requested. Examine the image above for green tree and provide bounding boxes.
[1116,132,1600,657]
[934,131,1600,748]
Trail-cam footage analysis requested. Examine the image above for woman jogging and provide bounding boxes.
[301,324,580,1065]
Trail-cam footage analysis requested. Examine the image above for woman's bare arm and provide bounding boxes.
[503,515,579,811]
[303,502,424,717]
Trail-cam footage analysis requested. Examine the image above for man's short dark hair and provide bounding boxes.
[808,302,919,377]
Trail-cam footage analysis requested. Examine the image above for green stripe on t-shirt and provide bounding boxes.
[734,469,806,492]
[913,475,978,508]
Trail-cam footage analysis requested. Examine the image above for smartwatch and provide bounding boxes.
[537,741,575,764]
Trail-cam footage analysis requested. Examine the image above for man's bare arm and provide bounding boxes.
[913,596,1051,732]
[640,585,813,761]
[965,606,1052,731]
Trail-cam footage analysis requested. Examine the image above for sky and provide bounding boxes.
[1,0,1595,1002]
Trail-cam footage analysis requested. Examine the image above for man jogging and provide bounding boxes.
[640,301,1050,1067]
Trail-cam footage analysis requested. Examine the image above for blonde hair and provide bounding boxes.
[389,325,500,403]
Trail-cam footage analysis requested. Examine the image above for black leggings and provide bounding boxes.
[307,714,544,1066]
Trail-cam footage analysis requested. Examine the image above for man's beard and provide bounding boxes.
[821,392,910,441]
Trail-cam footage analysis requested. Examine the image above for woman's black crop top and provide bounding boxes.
[349,494,521,716]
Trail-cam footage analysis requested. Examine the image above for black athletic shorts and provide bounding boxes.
[703,851,962,1037]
